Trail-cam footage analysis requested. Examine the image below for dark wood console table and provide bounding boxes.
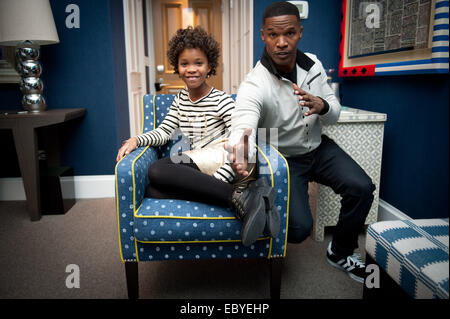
[0,108,86,221]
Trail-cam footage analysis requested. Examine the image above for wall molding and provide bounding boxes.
[377,199,412,221]
[0,175,115,201]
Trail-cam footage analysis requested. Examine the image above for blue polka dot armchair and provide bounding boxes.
[115,94,290,299]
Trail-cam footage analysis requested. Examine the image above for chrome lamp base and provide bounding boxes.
[15,40,47,112]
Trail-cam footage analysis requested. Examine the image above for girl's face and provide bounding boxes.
[178,48,211,91]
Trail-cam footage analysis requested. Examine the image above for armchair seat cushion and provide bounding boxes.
[134,197,269,243]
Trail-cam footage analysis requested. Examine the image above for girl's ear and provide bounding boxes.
[207,64,212,76]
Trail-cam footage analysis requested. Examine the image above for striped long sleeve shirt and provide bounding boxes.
[136,88,236,183]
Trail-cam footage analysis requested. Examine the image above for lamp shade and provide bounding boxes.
[0,0,59,46]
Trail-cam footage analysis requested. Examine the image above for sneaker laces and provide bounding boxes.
[348,253,365,269]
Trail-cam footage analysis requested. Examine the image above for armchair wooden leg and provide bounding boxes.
[269,257,283,299]
[125,261,139,299]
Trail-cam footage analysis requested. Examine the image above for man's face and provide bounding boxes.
[260,15,303,73]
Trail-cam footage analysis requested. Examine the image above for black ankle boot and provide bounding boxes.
[231,185,266,246]
[248,177,280,238]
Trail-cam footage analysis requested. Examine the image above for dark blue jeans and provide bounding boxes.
[286,135,375,256]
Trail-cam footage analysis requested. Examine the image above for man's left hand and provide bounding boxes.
[293,83,324,116]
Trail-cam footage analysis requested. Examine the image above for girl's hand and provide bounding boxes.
[224,128,252,177]
[116,137,138,162]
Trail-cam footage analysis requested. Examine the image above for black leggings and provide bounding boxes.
[144,154,234,207]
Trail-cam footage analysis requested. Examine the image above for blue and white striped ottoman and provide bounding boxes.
[365,218,449,299]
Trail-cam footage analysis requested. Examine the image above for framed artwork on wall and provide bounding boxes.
[339,0,449,77]
[0,46,20,84]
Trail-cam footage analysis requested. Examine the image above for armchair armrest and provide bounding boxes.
[115,146,159,261]
[256,141,290,258]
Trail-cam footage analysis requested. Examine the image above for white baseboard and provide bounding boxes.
[0,178,27,201]
[378,199,412,221]
[0,175,115,201]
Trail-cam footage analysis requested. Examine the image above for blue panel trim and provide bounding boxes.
[434,24,450,30]
[376,59,432,67]
[433,35,450,41]
[435,12,450,19]
[432,46,450,52]
[436,1,449,9]
[432,57,450,63]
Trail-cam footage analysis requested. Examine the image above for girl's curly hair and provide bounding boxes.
[167,26,220,76]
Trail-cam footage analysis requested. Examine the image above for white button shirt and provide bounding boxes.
[229,50,341,160]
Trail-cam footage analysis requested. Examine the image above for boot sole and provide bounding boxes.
[250,178,280,238]
[264,196,280,238]
[241,198,266,247]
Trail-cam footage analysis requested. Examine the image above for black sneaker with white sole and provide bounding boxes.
[326,242,366,284]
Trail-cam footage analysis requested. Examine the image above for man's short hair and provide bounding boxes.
[262,1,301,24]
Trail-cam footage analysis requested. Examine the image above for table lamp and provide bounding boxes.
[0,0,59,112]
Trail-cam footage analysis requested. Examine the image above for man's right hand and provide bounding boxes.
[116,137,138,162]
[224,128,252,177]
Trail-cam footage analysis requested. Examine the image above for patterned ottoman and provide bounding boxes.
[365,218,449,299]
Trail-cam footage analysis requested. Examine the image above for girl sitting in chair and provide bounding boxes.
[116,26,278,246]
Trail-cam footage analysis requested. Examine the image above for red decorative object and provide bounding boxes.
[338,0,376,77]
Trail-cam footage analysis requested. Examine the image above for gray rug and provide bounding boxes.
[0,199,365,299]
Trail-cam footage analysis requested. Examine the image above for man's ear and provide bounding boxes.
[260,28,265,42]
[299,25,303,40]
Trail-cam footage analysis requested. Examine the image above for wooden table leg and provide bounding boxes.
[12,125,41,221]
[39,125,61,167]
